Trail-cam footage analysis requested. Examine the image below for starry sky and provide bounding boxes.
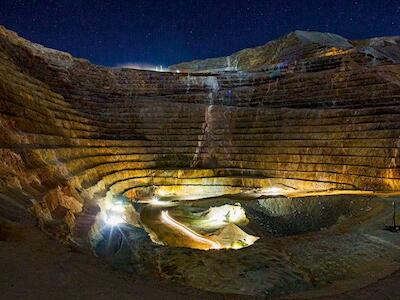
[0,0,399,67]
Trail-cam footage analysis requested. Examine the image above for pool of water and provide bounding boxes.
[92,195,400,298]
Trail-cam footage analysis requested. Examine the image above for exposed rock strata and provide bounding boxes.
[0,26,400,243]
[170,30,400,71]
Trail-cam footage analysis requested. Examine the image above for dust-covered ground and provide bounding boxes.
[1,225,400,300]
[1,195,400,300]
[0,225,253,300]
[133,195,400,298]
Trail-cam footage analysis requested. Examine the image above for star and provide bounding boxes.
[0,0,398,66]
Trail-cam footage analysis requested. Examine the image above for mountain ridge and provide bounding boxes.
[170,30,400,72]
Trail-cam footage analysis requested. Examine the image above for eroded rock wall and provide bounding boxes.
[1,26,400,242]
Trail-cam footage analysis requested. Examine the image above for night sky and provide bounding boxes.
[1,0,399,67]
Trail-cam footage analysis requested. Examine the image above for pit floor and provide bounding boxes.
[0,226,245,300]
[2,225,400,300]
[2,195,400,299]
[129,195,400,298]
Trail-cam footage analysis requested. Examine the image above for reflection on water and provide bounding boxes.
[92,195,400,298]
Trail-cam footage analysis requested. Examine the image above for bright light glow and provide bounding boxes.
[198,204,248,229]
[150,197,176,207]
[263,186,282,196]
[104,201,126,226]
[105,214,124,226]
[109,204,125,213]
[154,65,167,72]
[209,204,246,223]
[157,190,168,196]
[161,210,221,250]
[116,63,169,72]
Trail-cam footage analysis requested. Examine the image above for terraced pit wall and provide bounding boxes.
[1,26,400,243]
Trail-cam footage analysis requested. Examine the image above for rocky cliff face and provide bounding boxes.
[1,26,400,244]
[170,31,400,72]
